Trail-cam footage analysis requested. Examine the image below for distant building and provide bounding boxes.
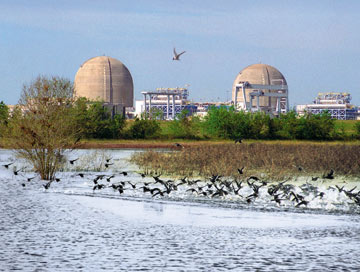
[74,56,134,116]
[296,92,359,120]
[232,63,289,116]
[137,88,197,119]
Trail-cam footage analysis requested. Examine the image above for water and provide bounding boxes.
[1,149,360,271]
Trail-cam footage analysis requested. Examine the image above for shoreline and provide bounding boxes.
[1,139,360,150]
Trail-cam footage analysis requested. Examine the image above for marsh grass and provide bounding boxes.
[131,143,360,180]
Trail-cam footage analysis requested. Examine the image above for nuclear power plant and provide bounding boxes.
[72,56,359,120]
[74,56,133,115]
[232,64,289,116]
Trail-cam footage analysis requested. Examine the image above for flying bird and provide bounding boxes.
[69,158,79,165]
[2,162,14,169]
[173,48,186,60]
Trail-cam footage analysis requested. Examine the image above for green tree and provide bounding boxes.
[3,76,80,180]
[167,110,201,139]
[72,98,125,139]
[296,111,335,140]
[127,117,160,139]
[0,101,9,136]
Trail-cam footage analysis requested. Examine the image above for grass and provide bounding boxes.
[334,120,358,136]
[130,142,360,180]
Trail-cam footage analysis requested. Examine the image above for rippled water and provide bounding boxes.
[1,149,360,271]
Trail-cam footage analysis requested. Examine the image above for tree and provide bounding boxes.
[72,99,125,139]
[126,117,160,139]
[3,76,80,180]
[0,101,9,136]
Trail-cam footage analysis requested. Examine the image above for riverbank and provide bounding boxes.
[1,137,360,149]
[50,138,360,149]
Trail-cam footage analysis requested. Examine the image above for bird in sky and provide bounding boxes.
[173,48,186,60]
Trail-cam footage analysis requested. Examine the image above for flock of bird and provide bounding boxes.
[2,157,360,210]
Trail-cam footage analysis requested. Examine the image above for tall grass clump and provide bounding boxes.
[131,143,360,180]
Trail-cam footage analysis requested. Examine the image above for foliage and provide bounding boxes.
[72,98,126,139]
[202,107,337,141]
[167,110,202,139]
[3,76,80,180]
[0,101,9,136]
[355,121,360,138]
[126,117,160,139]
[295,111,335,140]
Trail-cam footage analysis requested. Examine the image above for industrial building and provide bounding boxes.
[296,92,359,120]
[74,56,134,115]
[137,88,197,119]
[232,64,289,116]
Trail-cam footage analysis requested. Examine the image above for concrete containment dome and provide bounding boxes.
[74,56,133,107]
[232,63,288,113]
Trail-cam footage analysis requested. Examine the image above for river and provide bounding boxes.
[1,149,359,271]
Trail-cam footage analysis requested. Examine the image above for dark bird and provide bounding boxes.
[139,186,151,193]
[323,169,334,179]
[234,138,242,144]
[78,173,85,178]
[106,175,115,182]
[13,167,25,176]
[186,188,198,194]
[248,176,260,181]
[121,171,128,176]
[2,162,14,169]
[174,143,183,148]
[140,173,146,178]
[315,192,325,199]
[311,176,319,181]
[54,178,60,182]
[69,158,79,165]
[21,183,26,187]
[93,184,106,191]
[152,190,164,197]
[43,181,52,190]
[105,158,112,163]
[295,200,309,208]
[93,174,106,184]
[237,167,244,175]
[172,48,186,60]
[27,176,36,182]
[127,181,136,189]
[105,163,114,168]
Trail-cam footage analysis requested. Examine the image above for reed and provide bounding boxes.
[131,142,360,180]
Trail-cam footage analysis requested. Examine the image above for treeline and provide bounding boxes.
[1,101,360,141]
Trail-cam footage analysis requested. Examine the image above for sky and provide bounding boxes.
[0,0,360,107]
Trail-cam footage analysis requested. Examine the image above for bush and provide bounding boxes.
[355,121,360,138]
[0,101,9,136]
[202,107,337,141]
[167,110,202,139]
[72,99,125,139]
[295,111,335,140]
[126,118,160,139]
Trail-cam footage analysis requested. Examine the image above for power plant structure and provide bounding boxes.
[74,56,134,116]
[137,88,197,119]
[232,64,289,116]
[296,92,359,120]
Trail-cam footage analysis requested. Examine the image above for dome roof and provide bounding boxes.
[74,56,133,107]
[233,63,287,86]
[232,63,288,110]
